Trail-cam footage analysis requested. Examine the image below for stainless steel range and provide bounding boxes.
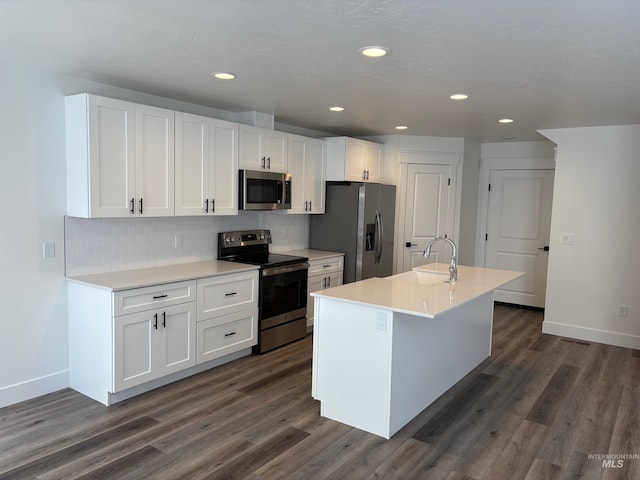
[218,229,309,353]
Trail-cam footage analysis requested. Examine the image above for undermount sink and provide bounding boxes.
[391,270,450,285]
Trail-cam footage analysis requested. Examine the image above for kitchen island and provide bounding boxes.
[311,263,523,439]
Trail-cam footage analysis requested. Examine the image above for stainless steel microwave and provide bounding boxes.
[239,170,292,210]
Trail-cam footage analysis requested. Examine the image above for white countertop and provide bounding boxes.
[66,260,259,291]
[311,263,523,318]
[281,249,344,261]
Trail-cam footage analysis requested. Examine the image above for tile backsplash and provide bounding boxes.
[65,213,310,276]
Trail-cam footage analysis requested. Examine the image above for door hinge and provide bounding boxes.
[447,178,451,186]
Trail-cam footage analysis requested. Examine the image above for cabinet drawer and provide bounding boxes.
[308,256,344,275]
[197,271,258,320]
[196,308,258,363]
[113,281,196,316]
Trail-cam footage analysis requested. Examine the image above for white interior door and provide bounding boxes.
[402,164,455,271]
[484,169,554,307]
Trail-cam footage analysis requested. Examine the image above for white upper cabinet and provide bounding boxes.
[287,134,326,214]
[65,94,174,218]
[325,136,383,182]
[175,112,238,216]
[238,125,287,173]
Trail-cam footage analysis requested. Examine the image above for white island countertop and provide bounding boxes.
[66,260,259,291]
[311,263,523,318]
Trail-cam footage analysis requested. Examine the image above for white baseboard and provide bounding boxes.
[0,370,69,408]
[542,321,640,350]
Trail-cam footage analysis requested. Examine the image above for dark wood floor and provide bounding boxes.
[1,304,639,479]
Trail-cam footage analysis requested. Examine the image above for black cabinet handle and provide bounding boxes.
[162,311,166,328]
[139,198,143,215]
[153,313,158,330]
[261,156,266,168]
[212,199,215,213]
[267,157,271,169]
[224,332,237,337]
[205,198,209,213]
[153,294,168,299]
[225,292,237,297]
[130,198,135,215]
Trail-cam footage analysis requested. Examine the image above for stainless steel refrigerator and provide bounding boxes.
[310,182,396,283]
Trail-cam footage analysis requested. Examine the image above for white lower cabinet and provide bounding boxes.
[114,302,196,391]
[306,254,344,328]
[196,271,259,362]
[197,308,258,363]
[68,268,259,406]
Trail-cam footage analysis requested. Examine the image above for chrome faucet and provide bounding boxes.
[423,236,458,283]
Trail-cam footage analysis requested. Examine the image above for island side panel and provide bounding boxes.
[388,290,495,436]
[312,296,393,439]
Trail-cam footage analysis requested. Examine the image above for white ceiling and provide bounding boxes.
[2,0,639,142]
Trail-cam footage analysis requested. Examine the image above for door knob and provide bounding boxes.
[537,246,550,252]
[405,242,417,248]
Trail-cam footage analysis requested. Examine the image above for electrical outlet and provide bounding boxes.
[376,311,388,331]
[42,242,55,259]
[618,305,628,318]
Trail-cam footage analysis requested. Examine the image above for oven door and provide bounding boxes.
[260,262,309,328]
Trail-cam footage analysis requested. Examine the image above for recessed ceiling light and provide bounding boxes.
[503,135,516,140]
[359,46,390,57]
[212,72,236,80]
[329,106,345,112]
[450,94,468,100]
[395,125,408,130]
[498,118,514,124]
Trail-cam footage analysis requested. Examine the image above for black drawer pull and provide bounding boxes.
[153,294,168,299]
[323,264,331,268]
[224,332,237,337]
[225,292,237,297]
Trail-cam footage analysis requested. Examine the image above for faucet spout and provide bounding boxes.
[423,236,458,283]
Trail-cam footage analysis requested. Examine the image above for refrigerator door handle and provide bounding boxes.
[375,210,384,264]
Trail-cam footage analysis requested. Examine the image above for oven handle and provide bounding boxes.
[262,262,310,277]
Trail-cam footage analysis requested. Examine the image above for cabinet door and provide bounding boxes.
[209,119,239,215]
[306,274,325,327]
[287,135,326,214]
[239,125,265,170]
[287,135,307,213]
[114,311,155,391]
[196,308,258,363]
[345,140,366,181]
[263,130,287,172]
[305,137,326,213]
[135,105,175,216]
[87,95,136,217]
[158,303,196,376]
[175,112,208,216]
[363,142,382,182]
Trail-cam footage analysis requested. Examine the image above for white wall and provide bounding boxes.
[539,125,640,349]
[459,138,481,265]
[0,61,310,407]
[0,64,69,406]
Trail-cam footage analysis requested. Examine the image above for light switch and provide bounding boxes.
[43,242,55,259]
[561,234,575,246]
